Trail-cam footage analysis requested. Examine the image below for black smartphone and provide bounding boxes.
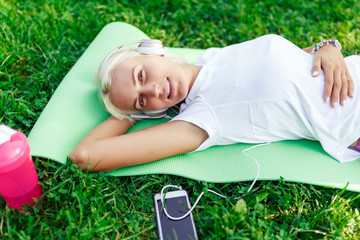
[154,190,198,240]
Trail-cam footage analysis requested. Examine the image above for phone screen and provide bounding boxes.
[155,195,197,240]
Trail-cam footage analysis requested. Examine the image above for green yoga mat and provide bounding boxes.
[28,22,360,192]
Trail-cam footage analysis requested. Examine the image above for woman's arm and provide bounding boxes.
[69,116,133,148]
[68,118,208,172]
[304,44,353,107]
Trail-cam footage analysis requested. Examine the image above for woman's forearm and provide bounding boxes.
[68,116,133,164]
[303,46,313,53]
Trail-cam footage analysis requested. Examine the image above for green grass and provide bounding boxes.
[1,0,360,239]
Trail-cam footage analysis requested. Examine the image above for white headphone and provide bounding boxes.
[103,39,169,120]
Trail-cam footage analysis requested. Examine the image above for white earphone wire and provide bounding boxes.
[160,142,270,221]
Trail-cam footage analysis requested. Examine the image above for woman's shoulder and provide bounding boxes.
[243,34,291,47]
[195,47,222,66]
[257,34,286,40]
[196,34,290,66]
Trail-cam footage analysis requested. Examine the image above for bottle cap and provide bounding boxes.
[0,125,29,174]
[0,125,16,146]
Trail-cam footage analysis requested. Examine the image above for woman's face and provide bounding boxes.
[110,55,200,111]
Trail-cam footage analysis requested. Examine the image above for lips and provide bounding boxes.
[167,78,171,98]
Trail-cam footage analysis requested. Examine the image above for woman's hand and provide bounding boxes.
[310,44,353,107]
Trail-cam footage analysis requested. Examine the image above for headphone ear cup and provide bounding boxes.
[102,39,166,65]
[137,39,165,56]
[144,109,168,117]
[130,108,168,120]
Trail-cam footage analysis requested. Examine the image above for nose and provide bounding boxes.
[143,82,161,97]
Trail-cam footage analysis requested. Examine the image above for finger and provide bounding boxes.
[348,73,354,98]
[340,74,348,105]
[330,71,341,108]
[323,68,334,103]
[312,55,322,77]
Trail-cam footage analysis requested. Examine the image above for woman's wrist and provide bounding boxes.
[311,38,341,55]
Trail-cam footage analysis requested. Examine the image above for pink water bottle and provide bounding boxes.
[0,124,42,210]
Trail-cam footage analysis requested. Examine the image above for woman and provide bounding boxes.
[69,34,360,171]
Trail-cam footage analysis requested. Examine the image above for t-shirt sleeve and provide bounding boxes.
[171,101,219,152]
[195,47,221,66]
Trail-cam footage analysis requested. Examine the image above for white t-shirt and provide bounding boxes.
[171,34,360,163]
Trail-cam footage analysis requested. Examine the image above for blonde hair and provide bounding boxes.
[96,47,187,122]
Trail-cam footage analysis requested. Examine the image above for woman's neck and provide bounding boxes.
[188,65,202,92]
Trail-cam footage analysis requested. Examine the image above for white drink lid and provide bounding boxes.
[0,125,16,146]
